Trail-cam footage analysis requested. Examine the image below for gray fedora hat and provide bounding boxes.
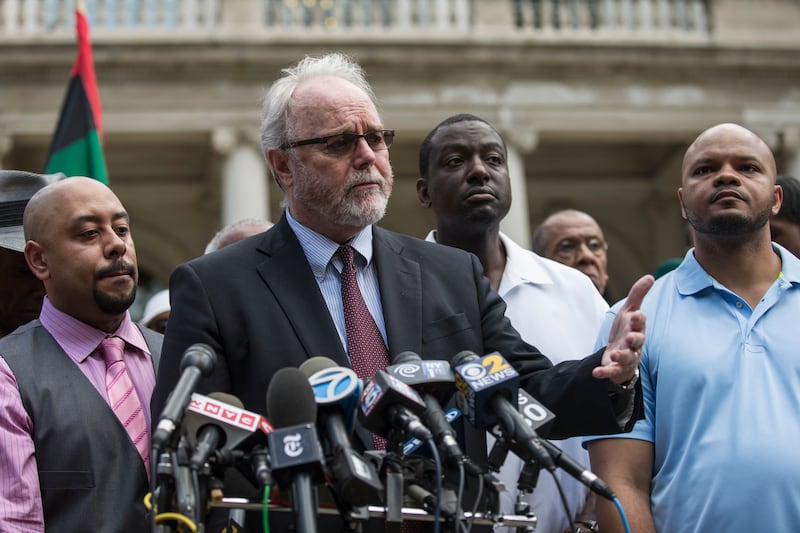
[0,170,65,252]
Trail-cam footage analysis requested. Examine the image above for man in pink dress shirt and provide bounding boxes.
[0,177,161,532]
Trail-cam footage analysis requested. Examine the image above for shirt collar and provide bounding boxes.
[498,232,553,292]
[674,243,800,296]
[424,230,552,294]
[39,297,149,364]
[286,208,374,278]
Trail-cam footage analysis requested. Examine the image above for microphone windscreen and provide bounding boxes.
[267,367,317,428]
[180,343,217,374]
[393,351,421,364]
[208,392,244,409]
[298,356,338,378]
[451,350,480,367]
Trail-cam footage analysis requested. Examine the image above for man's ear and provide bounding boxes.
[24,241,50,281]
[677,188,688,221]
[268,148,293,191]
[773,184,783,217]
[416,178,431,208]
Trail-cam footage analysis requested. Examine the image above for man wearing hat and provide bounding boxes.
[0,170,63,337]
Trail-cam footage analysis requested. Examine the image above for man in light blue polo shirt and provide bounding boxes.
[585,123,800,533]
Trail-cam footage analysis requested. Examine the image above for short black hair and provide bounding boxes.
[418,113,500,180]
[777,175,800,224]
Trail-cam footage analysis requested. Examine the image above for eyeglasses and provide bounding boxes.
[280,130,395,156]
[553,238,607,260]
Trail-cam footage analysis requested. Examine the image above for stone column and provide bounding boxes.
[213,127,270,227]
[0,134,12,168]
[782,126,800,178]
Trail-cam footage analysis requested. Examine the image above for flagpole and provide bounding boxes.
[43,0,109,184]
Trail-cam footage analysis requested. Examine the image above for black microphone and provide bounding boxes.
[266,367,325,533]
[152,343,216,450]
[387,351,464,463]
[495,377,617,501]
[299,357,383,506]
[539,439,616,501]
[358,369,432,442]
[250,444,272,488]
[452,350,555,472]
[186,392,255,470]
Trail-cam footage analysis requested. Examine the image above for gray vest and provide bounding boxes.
[1,320,162,533]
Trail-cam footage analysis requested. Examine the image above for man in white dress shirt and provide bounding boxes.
[417,114,608,533]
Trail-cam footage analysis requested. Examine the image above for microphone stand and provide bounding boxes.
[381,431,405,533]
[514,461,540,533]
[152,450,177,533]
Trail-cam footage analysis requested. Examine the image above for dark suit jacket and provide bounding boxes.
[151,214,640,527]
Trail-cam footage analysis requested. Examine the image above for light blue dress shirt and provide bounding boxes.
[286,209,388,361]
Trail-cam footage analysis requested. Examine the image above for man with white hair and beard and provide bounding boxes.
[152,52,653,532]
[586,123,800,533]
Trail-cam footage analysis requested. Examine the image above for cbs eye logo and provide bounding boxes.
[459,363,487,380]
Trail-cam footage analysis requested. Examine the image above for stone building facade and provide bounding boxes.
[2,0,799,303]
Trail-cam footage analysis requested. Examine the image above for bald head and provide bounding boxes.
[533,209,609,294]
[23,177,119,244]
[22,177,138,332]
[682,123,777,184]
[205,218,273,254]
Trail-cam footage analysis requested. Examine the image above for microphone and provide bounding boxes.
[184,392,268,470]
[299,357,383,506]
[358,369,432,442]
[452,351,554,472]
[387,351,464,463]
[266,367,325,533]
[539,439,616,501]
[250,444,272,488]
[480,368,617,501]
[152,343,216,450]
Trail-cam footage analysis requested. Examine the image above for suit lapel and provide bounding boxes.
[254,215,350,367]
[372,227,423,360]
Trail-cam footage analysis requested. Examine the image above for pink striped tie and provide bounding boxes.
[100,336,150,479]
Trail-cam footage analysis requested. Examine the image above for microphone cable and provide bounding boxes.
[261,484,271,533]
[463,466,484,533]
[454,461,466,533]
[143,490,199,533]
[425,438,443,533]
[550,470,577,533]
[613,496,633,533]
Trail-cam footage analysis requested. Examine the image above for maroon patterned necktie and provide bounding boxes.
[337,246,431,531]
[100,336,150,479]
[337,245,389,449]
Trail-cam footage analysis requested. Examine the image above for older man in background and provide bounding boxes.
[533,209,610,299]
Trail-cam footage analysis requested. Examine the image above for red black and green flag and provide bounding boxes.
[44,5,109,184]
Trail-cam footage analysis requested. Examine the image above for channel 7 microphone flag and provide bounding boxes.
[44,0,109,184]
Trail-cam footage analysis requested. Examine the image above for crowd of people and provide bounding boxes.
[1,52,798,533]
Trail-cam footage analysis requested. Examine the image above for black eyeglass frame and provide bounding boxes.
[279,129,395,154]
